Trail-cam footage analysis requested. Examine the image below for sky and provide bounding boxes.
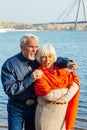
[0,0,87,24]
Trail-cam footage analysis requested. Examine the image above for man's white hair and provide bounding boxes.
[20,34,39,45]
[36,44,57,63]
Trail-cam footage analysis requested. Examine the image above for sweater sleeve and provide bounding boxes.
[43,88,68,101]
[61,82,79,102]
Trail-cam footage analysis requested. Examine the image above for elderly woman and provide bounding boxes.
[34,44,80,130]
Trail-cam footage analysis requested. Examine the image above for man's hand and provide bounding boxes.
[31,69,43,81]
[67,61,78,70]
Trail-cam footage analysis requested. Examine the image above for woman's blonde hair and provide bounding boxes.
[36,44,57,63]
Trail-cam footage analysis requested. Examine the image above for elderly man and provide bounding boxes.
[1,34,77,130]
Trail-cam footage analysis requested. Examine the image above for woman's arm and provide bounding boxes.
[61,82,79,102]
[52,82,79,104]
[43,88,68,101]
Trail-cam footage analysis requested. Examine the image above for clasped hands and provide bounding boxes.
[50,98,66,105]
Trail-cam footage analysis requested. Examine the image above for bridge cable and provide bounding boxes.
[55,0,73,22]
[62,0,78,22]
[55,0,77,23]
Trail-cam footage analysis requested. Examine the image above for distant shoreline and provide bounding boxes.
[0,28,40,32]
[0,22,87,31]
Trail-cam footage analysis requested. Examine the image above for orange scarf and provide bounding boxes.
[34,65,80,129]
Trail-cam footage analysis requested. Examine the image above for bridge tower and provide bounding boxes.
[74,0,87,30]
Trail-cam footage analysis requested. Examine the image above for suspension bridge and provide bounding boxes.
[54,0,87,30]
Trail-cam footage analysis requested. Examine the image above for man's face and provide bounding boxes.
[21,37,38,60]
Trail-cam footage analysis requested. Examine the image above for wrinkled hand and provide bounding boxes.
[50,98,66,105]
[67,61,78,71]
[31,69,43,81]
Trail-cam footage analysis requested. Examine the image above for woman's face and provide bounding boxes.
[40,55,54,68]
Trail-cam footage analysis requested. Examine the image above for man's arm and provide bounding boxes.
[55,57,77,70]
[1,61,34,98]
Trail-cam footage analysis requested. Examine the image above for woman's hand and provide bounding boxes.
[50,98,66,105]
